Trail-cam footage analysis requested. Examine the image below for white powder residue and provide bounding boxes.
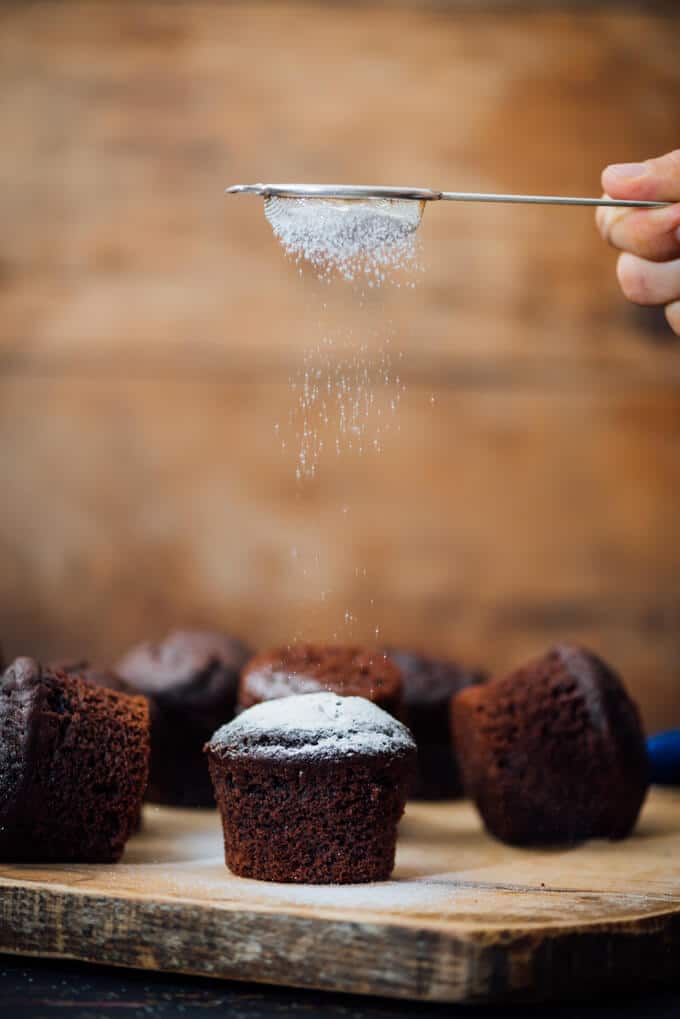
[264,196,423,282]
[240,875,449,910]
[208,692,415,761]
[163,863,461,913]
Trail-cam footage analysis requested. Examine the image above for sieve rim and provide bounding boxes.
[226,183,441,201]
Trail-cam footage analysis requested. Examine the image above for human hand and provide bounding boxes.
[596,150,680,336]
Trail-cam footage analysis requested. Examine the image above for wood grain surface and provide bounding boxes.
[1,3,679,728]
[1,789,680,1003]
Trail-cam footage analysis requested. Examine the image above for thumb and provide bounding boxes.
[602,150,680,203]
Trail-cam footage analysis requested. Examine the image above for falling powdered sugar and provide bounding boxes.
[207,691,416,761]
[263,193,424,640]
[264,196,423,282]
[288,329,406,481]
[266,194,422,484]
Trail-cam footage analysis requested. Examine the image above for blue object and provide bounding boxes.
[646,730,680,786]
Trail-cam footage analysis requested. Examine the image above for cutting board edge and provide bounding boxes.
[2,880,680,1003]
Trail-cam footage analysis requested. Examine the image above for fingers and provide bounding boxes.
[596,201,680,262]
[602,149,680,203]
[666,302,680,338]
[597,149,680,261]
[617,253,680,307]
[599,151,680,333]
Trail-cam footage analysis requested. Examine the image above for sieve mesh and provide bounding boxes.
[263,195,424,281]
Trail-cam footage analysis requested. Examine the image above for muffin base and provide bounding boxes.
[207,752,413,883]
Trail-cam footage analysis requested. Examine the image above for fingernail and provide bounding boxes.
[606,162,646,179]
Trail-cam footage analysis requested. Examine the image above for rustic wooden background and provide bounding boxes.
[1,2,679,732]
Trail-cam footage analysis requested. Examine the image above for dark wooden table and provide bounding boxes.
[1,956,679,1019]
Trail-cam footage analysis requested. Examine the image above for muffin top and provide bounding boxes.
[385,648,486,707]
[470,644,647,750]
[53,659,133,695]
[547,645,646,743]
[2,656,147,715]
[117,629,251,719]
[240,642,402,709]
[207,692,416,763]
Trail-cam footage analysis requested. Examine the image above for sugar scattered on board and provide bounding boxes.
[164,863,463,913]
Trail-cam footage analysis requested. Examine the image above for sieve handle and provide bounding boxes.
[439,192,669,208]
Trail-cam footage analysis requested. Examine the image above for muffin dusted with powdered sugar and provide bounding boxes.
[117,629,252,807]
[205,692,416,884]
[238,642,404,720]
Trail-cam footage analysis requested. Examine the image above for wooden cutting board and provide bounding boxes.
[2,788,680,1004]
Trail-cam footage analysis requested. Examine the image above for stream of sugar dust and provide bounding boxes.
[265,195,423,641]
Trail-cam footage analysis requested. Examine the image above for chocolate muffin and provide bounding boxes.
[117,629,252,807]
[54,660,145,830]
[0,657,149,862]
[206,692,417,883]
[239,643,403,719]
[385,648,486,799]
[451,644,649,845]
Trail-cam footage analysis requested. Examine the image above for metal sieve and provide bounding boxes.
[226,182,668,209]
